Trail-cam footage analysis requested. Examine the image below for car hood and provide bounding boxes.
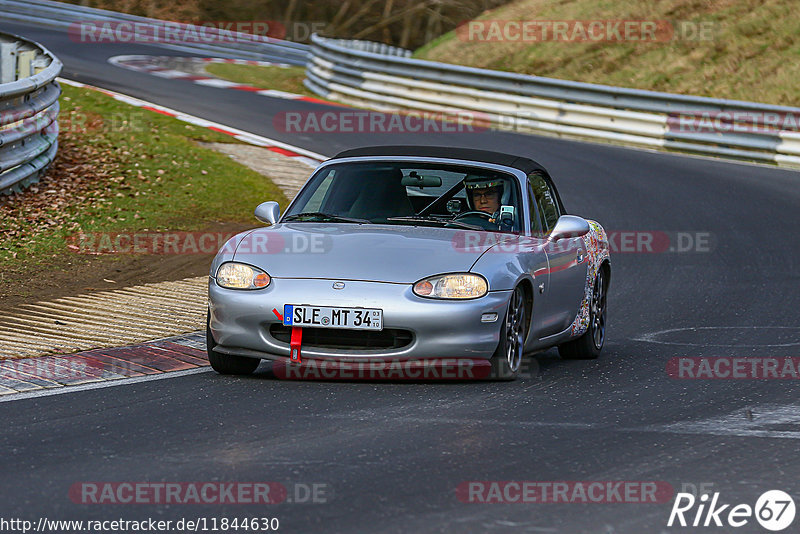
[232,223,511,283]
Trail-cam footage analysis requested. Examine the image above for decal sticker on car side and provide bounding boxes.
[569,220,610,337]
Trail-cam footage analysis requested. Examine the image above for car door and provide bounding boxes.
[529,173,588,337]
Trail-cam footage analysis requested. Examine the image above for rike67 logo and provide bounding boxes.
[668,490,795,531]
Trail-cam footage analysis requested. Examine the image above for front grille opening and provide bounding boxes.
[269,324,413,350]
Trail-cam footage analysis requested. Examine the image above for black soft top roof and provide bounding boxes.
[331,146,548,175]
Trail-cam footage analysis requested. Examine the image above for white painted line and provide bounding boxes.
[193,78,240,88]
[109,94,152,107]
[257,89,302,99]
[232,133,271,146]
[0,367,214,403]
[150,69,193,79]
[294,156,323,168]
[177,115,215,128]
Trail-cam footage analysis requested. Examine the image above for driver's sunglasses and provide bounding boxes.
[472,190,499,200]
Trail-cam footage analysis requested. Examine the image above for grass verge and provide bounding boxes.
[204,64,317,98]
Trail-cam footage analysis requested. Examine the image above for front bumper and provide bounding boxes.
[208,277,511,362]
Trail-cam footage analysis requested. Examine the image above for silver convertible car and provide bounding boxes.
[207,146,610,379]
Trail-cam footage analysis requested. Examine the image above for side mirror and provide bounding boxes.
[549,215,590,241]
[255,201,280,225]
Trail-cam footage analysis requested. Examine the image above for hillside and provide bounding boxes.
[415,0,799,106]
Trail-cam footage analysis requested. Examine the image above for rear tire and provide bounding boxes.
[490,286,526,380]
[558,266,608,360]
[207,312,260,375]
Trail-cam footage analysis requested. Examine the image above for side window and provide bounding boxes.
[527,184,544,236]
[528,172,560,234]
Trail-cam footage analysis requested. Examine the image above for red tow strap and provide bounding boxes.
[290,327,303,364]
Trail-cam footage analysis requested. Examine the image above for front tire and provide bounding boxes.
[558,266,608,360]
[207,312,260,375]
[490,286,527,380]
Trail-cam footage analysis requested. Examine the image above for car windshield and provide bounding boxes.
[283,161,522,233]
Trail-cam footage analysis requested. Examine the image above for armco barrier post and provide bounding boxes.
[17,48,36,79]
[0,41,17,83]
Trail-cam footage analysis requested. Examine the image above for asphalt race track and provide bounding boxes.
[2,20,800,533]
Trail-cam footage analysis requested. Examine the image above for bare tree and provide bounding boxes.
[66,0,511,49]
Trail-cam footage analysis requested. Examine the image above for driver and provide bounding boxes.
[464,175,503,218]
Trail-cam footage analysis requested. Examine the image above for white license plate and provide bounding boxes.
[283,305,383,331]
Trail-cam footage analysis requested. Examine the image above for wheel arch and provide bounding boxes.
[600,259,611,289]
[516,277,534,340]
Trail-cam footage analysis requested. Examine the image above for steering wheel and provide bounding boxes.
[454,210,493,222]
[452,210,497,230]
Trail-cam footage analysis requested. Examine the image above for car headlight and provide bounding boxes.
[216,262,271,289]
[413,273,488,299]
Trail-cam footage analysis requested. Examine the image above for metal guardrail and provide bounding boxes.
[0,0,310,65]
[0,31,61,195]
[306,35,800,167]
[329,39,411,58]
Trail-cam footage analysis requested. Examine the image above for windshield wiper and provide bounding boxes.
[283,212,372,224]
[386,216,483,231]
